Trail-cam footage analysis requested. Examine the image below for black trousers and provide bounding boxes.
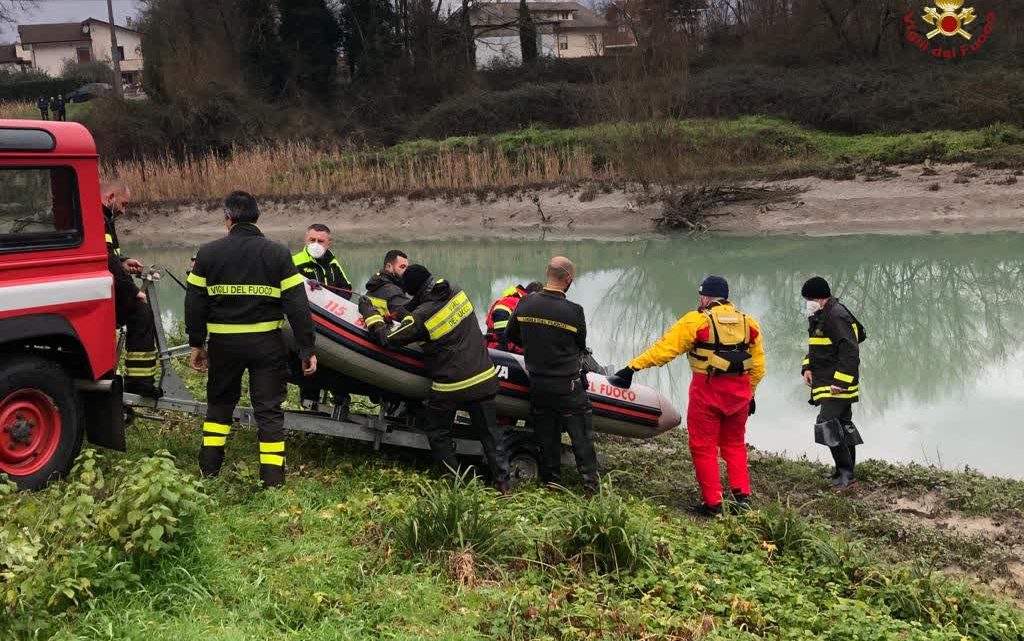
[422,395,509,485]
[199,332,289,487]
[115,295,158,385]
[816,400,856,474]
[530,375,599,491]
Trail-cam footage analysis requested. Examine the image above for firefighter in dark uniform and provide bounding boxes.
[507,257,599,493]
[485,282,542,353]
[801,276,866,490]
[292,223,351,290]
[291,223,350,410]
[186,191,317,488]
[365,250,412,317]
[101,181,160,397]
[357,264,510,491]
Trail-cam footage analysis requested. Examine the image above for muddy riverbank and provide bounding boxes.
[122,162,1024,243]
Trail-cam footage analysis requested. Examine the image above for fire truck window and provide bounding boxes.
[0,167,81,252]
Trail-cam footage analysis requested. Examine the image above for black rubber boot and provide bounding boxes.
[125,378,163,398]
[260,463,285,489]
[828,446,856,490]
[730,489,752,513]
[198,446,224,478]
[688,502,723,518]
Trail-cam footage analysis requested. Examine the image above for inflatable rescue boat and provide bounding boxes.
[284,281,681,438]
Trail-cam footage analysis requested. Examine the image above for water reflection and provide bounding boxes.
[130,234,1024,477]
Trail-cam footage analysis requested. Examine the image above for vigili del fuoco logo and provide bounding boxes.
[904,0,996,59]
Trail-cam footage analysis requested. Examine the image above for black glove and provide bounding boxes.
[749,398,756,416]
[357,296,377,319]
[607,367,635,389]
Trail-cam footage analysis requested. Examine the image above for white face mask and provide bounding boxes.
[306,242,327,259]
[804,300,823,317]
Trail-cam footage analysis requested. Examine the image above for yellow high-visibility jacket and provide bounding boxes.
[628,302,766,393]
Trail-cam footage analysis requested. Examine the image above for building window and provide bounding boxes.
[76,46,91,63]
[558,34,569,50]
[561,11,572,20]
[115,46,125,62]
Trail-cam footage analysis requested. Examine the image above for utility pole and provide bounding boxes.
[106,0,124,98]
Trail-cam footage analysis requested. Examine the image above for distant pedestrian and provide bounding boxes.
[36,96,48,120]
[55,95,66,121]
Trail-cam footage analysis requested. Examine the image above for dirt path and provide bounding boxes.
[123,163,1024,243]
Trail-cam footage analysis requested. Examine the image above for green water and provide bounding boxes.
[129,234,1024,478]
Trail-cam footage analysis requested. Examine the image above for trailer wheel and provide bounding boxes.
[507,440,540,488]
[0,357,83,490]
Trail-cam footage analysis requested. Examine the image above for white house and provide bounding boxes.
[16,18,143,84]
[465,2,621,69]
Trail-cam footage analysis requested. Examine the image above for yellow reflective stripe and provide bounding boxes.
[104,233,114,244]
[387,316,417,340]
[517,316,578,333]
[260,441,285,453]
[367,296,388,313]
[853,324,860,340]
[811,386,832,394]
[493,304,513,315]
[203,436,227,447]
[280,274,305,291]
[124,366,159,377]
[207,320,283,334]
[500,285,518,297]
[813,391,860,401]
[425,292,473,340]
[207,284,281,298]
[492,320,509,329]
[260,454,285,466]
[203,422,231,435]
[431,367,497,393]
[125,351,156,359]
[364,314,384,327]
[834,371,855,383]
[801,358,810,366]
[808,337,833,345]
[187,272,207,287]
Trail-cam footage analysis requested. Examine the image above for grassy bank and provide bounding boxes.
[109,117,1024,204]
[2,404,1022,638]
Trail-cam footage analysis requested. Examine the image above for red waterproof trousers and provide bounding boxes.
[686,373,752,506]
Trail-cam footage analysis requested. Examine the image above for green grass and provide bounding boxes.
[2,412,1022,640]
[311,116,1024,185]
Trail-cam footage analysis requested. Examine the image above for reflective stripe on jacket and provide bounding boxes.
[802,298,861,404]
[292,247,351,290]
[185,223,315,358]
[364,279,498,402]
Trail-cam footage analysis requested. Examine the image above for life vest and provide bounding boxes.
[484,285,525,346]
[687,304,753,376]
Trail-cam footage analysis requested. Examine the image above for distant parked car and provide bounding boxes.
[67,83,112,103]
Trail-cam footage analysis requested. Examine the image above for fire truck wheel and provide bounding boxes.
[0,356,84,490]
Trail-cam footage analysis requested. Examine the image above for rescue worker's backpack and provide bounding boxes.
[687,306,753,375]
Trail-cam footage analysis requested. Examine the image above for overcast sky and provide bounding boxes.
[0,1,142,42]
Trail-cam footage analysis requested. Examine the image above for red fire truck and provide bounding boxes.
[0,121,124,490]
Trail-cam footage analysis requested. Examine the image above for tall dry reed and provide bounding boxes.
[108,142,599,202]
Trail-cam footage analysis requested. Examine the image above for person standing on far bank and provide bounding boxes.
[801,277,867,490]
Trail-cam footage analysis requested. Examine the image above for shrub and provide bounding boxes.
[553,478,658,574]
[0,449,208,614]
[61,61,116,86]
[392,470,506,561]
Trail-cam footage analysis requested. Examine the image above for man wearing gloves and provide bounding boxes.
[608,275,766,516]
[357,265,510,492]
[800,276,866,490]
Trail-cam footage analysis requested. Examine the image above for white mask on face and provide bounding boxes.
[306,242,326,259]
[804,300,823,317]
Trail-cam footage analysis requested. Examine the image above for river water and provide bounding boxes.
[128,234,1024,478]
